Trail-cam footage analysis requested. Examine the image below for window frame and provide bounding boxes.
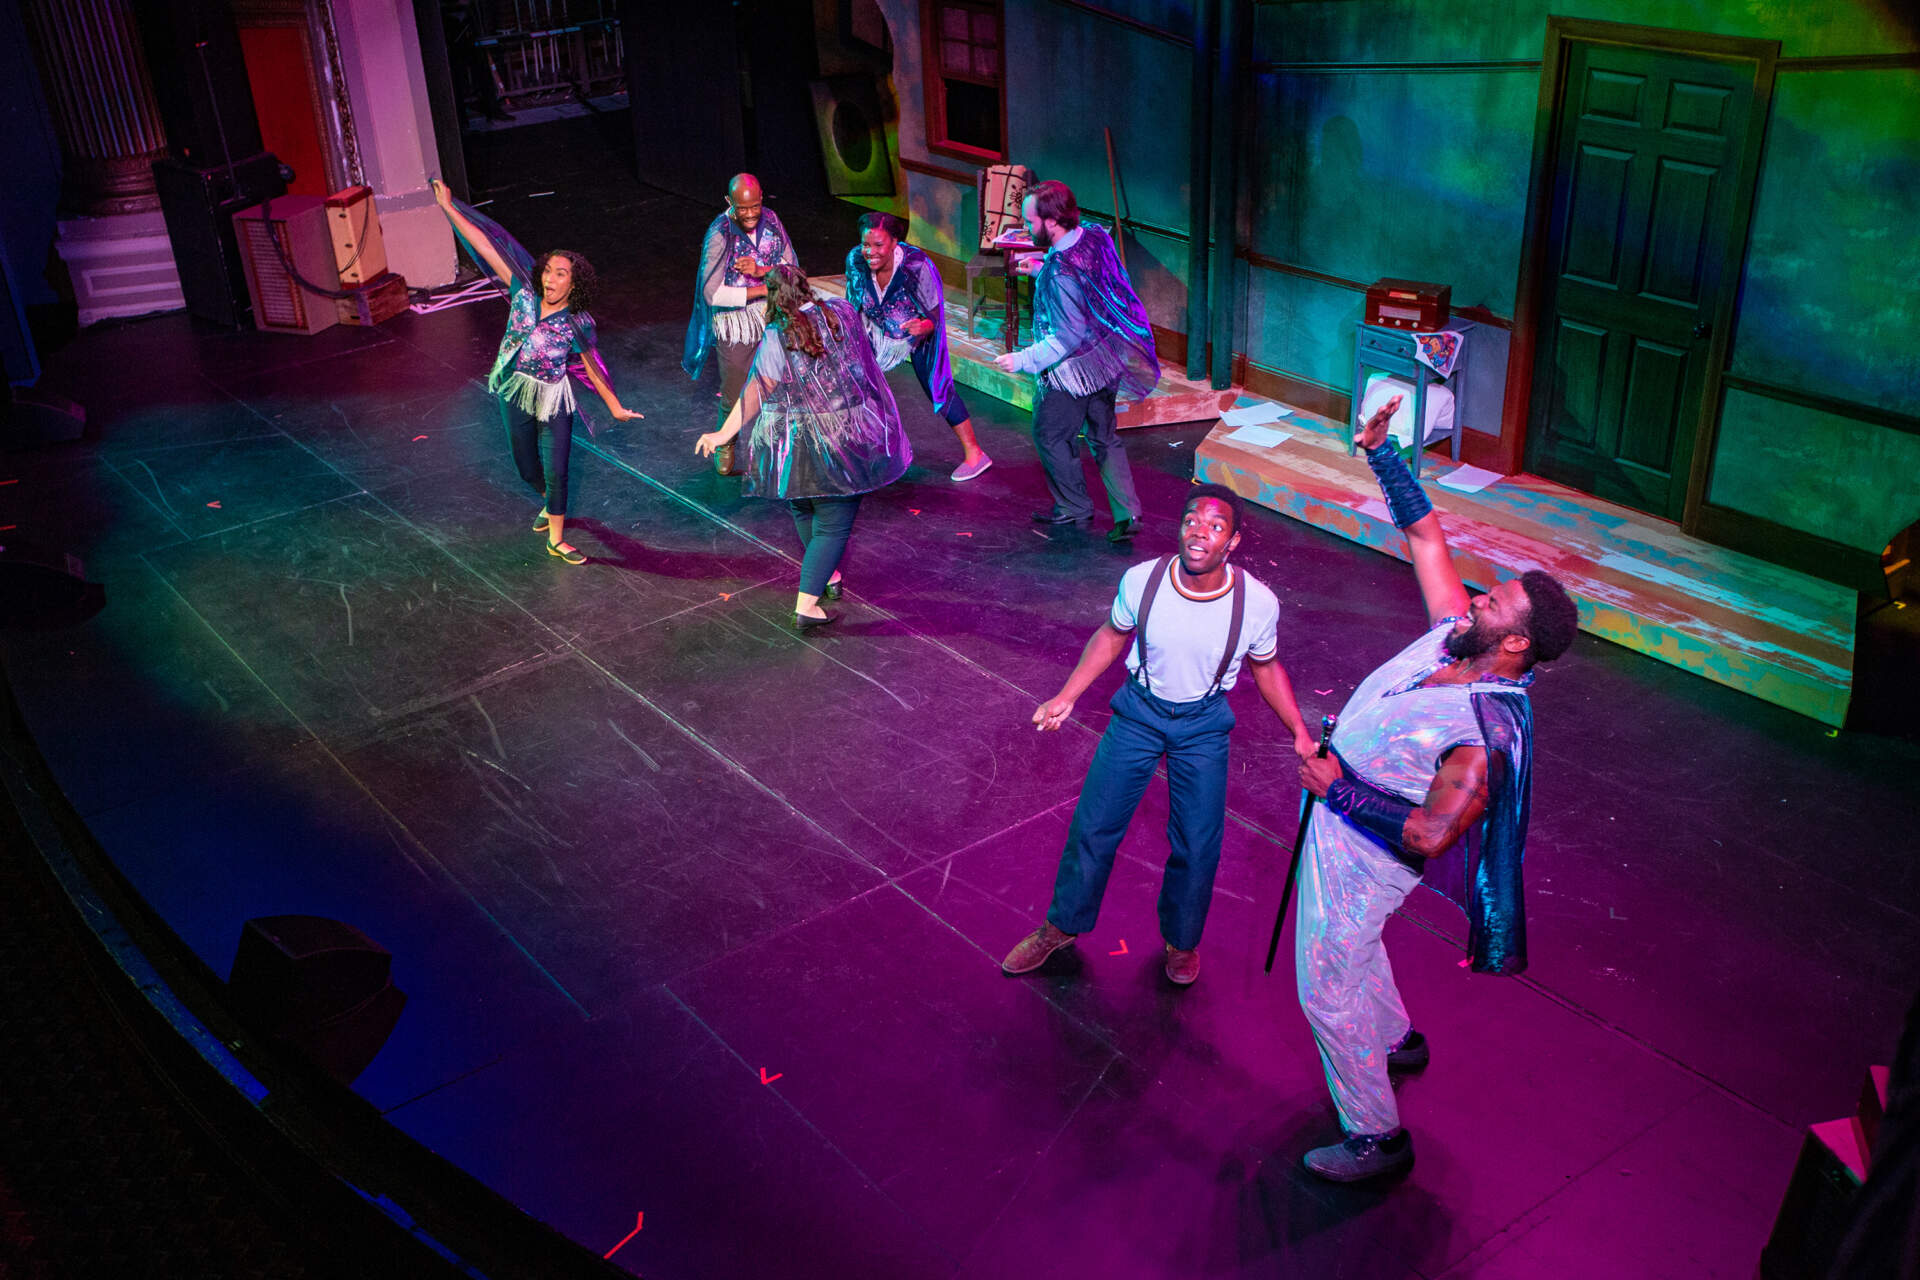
[920,0,1006,163]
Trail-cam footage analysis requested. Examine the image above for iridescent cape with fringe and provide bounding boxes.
[444,196,614,424]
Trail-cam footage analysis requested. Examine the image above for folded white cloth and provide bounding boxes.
[1358,373,1453,450]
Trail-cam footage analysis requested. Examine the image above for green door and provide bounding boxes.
[1526,42,1759,518]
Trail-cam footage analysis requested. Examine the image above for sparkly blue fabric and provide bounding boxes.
[444,197,609,403]
[682,209,795,381]
[1364,440,1433,529]
[735,299,911,500]
[1029,225,1159,402]
[842,243,964,421]
[498,284,584,385]
[1452,689,1532,975]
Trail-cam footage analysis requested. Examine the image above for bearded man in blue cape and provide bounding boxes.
[1292,395,1579,1184]
[994,180,1158,544]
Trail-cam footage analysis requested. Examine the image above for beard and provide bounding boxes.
[1029,221,1053,249]
[1443,616,1504,660]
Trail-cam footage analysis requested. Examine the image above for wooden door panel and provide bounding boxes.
[1640,158,1716,310]
[1581,67,1647,123]
[1528,39,1758,519]
[1664,78,1733,137]
[1547,318,1610,451]
[1619,337,1688,470]
[1564,145,1634,287]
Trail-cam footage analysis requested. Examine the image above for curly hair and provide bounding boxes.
[1518,570,1579,666]
[766,264,840,359]
[536,250,595,313]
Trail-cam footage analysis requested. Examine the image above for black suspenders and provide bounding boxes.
[1131,556,1247,699]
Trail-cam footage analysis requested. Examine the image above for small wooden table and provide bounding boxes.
[997,235,1037,353]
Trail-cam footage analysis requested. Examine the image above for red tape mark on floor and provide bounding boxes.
[603,1210,643,1259]
[1109,939,1129,956]
[206,500,222,508]
[759,1067,782,1085]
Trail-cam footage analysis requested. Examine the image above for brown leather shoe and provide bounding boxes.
[1002,922,1077,975]
[1164,945,1200,986]
[715,442,743,476]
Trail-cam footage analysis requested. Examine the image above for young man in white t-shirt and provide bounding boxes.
[1003,485,1317,986]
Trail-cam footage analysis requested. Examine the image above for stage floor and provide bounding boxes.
[4,117,1917,1278]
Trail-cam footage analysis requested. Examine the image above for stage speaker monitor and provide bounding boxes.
[808,76,893,196]
[154,153,288,328]
[136,0,266,169]
[233,196,339,335]
[0,535,105,629]
[228,915,407,1086]
[324,185,389,286]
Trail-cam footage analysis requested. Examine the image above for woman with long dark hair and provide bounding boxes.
[843,211,991,481]
[694,265,912,630]
[433,180,642,565]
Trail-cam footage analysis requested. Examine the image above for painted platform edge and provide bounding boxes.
[1193,443,1853,728]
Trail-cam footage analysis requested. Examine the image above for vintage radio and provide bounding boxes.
[1365,279,1450,331]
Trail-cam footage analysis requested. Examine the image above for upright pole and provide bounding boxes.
[1207,0,1245,390]
[1184,0,1215,382]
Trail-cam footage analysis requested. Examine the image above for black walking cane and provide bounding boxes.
[1264,714,1337,973]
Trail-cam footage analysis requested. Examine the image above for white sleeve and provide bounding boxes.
[1245,584,1280,660]
[1109,562,1150,632]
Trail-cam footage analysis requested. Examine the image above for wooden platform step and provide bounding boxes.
[1192,401,1857,726]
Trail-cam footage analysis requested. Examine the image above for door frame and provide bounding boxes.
[1501,16,1778,532]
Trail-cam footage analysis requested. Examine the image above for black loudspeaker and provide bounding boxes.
[228,915,407,1086]
[0,536,105,629]
[134,0,266,169]
[809,76,893,196]
[153,153,287,327]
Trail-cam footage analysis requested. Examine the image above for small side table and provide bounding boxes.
[1350,318,1476,477]
[999,235,1036,353]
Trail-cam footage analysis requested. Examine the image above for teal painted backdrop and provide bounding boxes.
[877,0,1919,556]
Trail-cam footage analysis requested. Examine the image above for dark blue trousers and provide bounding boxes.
[788,494,862,596]
[501,398,574,515]
[1046,678,1236,951]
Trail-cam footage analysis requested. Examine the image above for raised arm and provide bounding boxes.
[432,180,513,288]
[1032,622,1132,731]
[1356,396,1471,625]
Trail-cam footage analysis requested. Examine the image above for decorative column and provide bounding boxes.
[21,0,185,323]
[22,0,169,214]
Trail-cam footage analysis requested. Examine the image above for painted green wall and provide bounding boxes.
[878,0,1919,556]
[1711,387,1920,551]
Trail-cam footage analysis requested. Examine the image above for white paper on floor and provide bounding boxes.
[1436,463,1504,493]
[1220,400,1290,427]
[1224,425,1293,448]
